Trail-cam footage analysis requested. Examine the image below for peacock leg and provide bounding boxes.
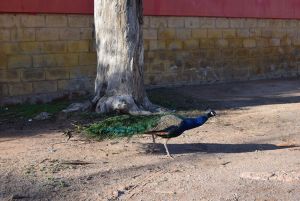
[163,139,173,158]
[152,134,156,143]
[151,134,156,152]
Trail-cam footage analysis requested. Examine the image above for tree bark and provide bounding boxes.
[93,0,156,114]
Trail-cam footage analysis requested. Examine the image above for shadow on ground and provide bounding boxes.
[1,78,300,138]
[146,143,298,155]
[148,78,300,111]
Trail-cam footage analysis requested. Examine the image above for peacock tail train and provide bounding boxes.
[85,114,183,140]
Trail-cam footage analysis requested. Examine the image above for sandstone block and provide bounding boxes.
[257,20,270,28]
[243,39,256,48]
[221,49,235,58]
[144,40,149,51]
[150,17,167,28]
[235,48,249,57]
[216,18,229,28]
[216,39,229,48]
[68,15,90,27]
[237,29,250,38]
[244,19,257,28]
[228,38,244,48]
[256,38,269,48]
[207,29,222,38]
[269,20,283,28]
[60,28,81,40]
[167,40,183,50]
[270,38,281,46]
[249,29,261,37]
[46,15,68,27]
[143,16,150,28]
[80,28,93,40]
[36,28,59,41]
[192,29,207,38]
[200,38,215,48]
[261,29,272,38]
[281,38,292,46]
[33,81,57,93]
[272,30,286,38]
[199,18,215,28]
[8,55,32,68]
[158,28,176,40]
[230,19,245,28]
[176,29,192,39]
[57,80,71,91]
[89,40,96,52]
[70,66,96,79]
[0,43,19,54]
[9,82,32,95]
[46,69,70,80]
[0,70,20,82]
[11,28,35,41]
[167,17,184,28]
[286,29,298,38]
[0,84,8,96]
[149,40,166,50]
[79,53,97,65]
[222,29,236,38]
[21,15,45,27]
[184,39,199,49]
[0,29,10,41]
[68,41,89,52]
[0,14,18,28]
[58,79,93,92]
[22,70,45,81]
[33,54,78,67]
[19,42,43,54]
[42,41,67,53]
[185,17,200,28]
[0,54,8,69]
[283,20,298,28]
[144,29,158,40]
[292,38,300,46]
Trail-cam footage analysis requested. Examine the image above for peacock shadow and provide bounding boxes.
[143,143,297,155]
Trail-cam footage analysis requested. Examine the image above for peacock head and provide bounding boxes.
[206,109,216,118]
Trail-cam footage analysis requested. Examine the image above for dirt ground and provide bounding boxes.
[1,79,300,201]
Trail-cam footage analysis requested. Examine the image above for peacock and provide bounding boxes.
[86,109,216,157]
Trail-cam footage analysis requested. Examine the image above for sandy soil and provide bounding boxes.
[1,79,300,201]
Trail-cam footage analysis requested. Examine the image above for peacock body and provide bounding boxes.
[86,110,216,157]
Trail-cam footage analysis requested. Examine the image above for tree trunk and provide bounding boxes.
[93,0,157,114]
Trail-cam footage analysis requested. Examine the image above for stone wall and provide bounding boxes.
[143,16,300,86]
[0,14,96,104]
[1,14,300,105]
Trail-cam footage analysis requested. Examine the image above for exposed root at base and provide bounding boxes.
[94,95,168,115]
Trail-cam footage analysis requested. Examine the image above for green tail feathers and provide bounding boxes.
[85,115,163,140]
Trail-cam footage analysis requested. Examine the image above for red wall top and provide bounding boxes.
[0,0,93,14]
[1,0,300,19]
[144,0,300,19]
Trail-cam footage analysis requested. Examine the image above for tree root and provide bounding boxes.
[94,95,169,115]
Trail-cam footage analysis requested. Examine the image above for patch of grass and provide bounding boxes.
[0,101,70,121]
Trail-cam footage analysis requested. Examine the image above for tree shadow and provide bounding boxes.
[147,78,300,111]
[146,143,298,155]
[1,78,300,138]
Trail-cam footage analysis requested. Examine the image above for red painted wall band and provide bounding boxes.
[1,0,300,19]
[0,0,93,14]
